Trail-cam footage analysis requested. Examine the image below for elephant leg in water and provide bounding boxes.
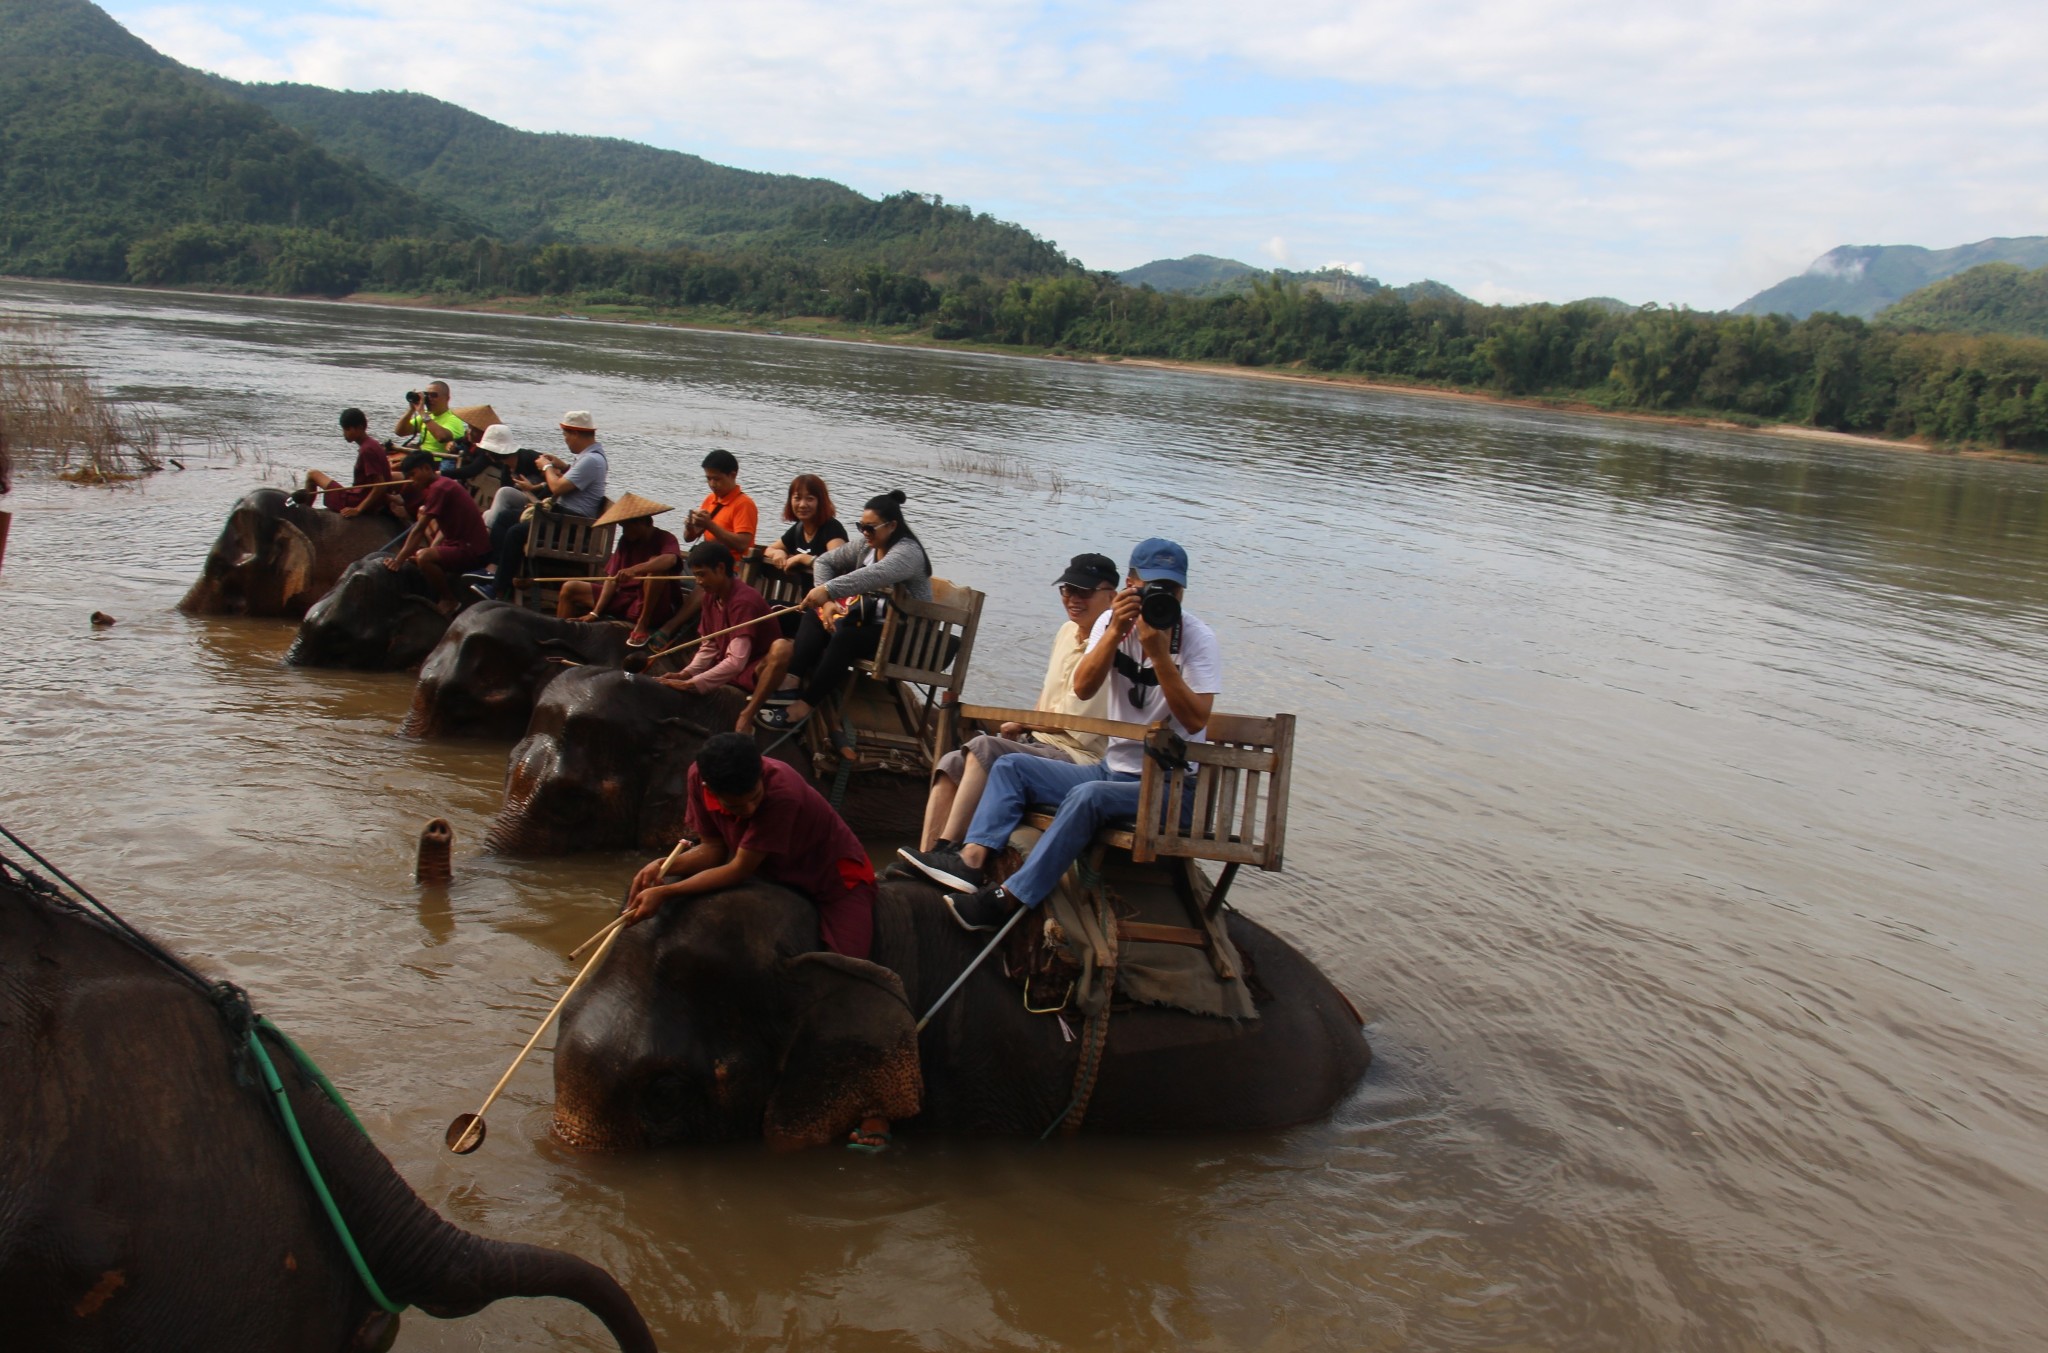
[0,873,656,1353]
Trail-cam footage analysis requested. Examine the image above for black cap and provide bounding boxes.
[1056,552,1119,591]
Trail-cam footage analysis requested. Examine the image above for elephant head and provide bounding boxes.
[179,488,394,617]
[284,553,452,670]
[552,884,922,1153]
[488,672,796,855]
[403,603,631,740]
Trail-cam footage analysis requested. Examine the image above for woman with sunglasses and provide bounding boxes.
[745,490,932,733]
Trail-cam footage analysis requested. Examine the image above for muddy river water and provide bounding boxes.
[3,280,2045,1350]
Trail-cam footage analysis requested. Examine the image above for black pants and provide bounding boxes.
[790,609,883,706]
[493,517,530,583]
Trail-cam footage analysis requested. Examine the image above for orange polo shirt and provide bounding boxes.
[695,488,759,561]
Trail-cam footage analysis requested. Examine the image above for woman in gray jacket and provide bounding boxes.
[749,490,933,732]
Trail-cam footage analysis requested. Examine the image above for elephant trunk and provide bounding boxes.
[417,1233,657,1353]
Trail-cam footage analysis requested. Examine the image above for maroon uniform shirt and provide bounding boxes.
[682,759,876,958]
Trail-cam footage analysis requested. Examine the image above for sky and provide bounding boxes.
[106,0,2048,309]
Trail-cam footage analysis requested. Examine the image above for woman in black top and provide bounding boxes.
[763,474,847,572]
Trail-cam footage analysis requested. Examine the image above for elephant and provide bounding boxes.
[0,870,656,1353]
[402,602,634,741]
[285,551,453,671]
[179,488,398,618]
[488,667,929,855]
[551,877,1371,1152]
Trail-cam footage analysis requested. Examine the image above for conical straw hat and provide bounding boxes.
[593,493,673,527]
[452,404,501,431]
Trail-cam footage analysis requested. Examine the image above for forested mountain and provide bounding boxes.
[0,0,462,284]
[218,81,1071,276]
[1735,238,2048,320]
[1118,255,1473,305]
[1119,255,1262,292]
[1880,264,2048,340]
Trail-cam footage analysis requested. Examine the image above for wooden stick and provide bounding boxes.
[643,604,805,663]
[522,574,685,584]
[568,836,694,958]
[448,922,627,1153]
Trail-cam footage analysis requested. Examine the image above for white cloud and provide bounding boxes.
[105,1,2048,307]
[1261,235,1293,265]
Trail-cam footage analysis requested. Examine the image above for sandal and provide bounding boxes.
[846,1119,892,1153]
[754,705,810,731]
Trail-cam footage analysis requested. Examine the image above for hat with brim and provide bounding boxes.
[559,410,597,432]
[1056,552,1119,591]
[1129,537,1189,587]
[452,404,500,432]
[476,423,520,456]
[593,493,672,527]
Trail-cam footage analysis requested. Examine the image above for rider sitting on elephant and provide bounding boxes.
[623,732,878,960]
[742,490,933,734]
[899,538,1222,932]
[387,451,493,614]
[898,551,1117,863]
[292,408,400,518]
[654,541,783,694]
[557,494,682,646]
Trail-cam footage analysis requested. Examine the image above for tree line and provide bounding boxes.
[64,225,2048,451]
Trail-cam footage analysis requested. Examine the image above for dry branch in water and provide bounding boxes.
[0,316,168,485]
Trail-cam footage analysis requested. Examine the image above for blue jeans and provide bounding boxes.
[964,757,1142,907]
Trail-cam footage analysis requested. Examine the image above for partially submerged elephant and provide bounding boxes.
[286,552,453,670]
[489,668,927,855]
[552,878,1370,1151]
[0,870,656,1352]
[489,670,795,854]
[179,488,397,618]
[403,603,633,740]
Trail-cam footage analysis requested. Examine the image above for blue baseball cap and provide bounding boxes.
[1129,538,1188,587]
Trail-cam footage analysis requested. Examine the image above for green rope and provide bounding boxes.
[246,1020,405,1314]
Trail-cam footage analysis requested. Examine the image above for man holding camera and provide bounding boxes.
[394,382,468,469]
[899,538,1222,932]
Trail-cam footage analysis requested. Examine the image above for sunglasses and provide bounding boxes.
[857,521,882,535]
[1057,583,1109,599]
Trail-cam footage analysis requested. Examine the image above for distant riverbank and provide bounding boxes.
[336,289,2043,465]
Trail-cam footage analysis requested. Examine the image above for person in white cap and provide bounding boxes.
[474,410,609,600]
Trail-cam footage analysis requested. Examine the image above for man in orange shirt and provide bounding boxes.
[649,448,759,643]
[684,449,758,562]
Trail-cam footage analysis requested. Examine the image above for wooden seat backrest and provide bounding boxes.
[519,498,616,613]
[737,547,810,608]
[465,464,506,513]
[868,578,983,696]
[955,703,1294,872]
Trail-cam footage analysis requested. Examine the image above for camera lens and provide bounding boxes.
[1140,581,1180,629]
[405,390,420,403]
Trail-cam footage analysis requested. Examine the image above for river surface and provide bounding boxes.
[3,279,2045,1351]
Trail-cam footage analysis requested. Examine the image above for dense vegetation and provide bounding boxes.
[1881,264,2048,341]
[0,0,464,283]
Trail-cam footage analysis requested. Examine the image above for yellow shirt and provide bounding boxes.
[1033,620,1109,762]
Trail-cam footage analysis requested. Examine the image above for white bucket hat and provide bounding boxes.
[477,424,520,455]
[558,410,597,431]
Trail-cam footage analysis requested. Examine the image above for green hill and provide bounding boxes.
[1119,254,1262,292]
[1734,237,2048,320]
[0,0,462,283]
[1880,263,2048,340]
[216,81,1071,277]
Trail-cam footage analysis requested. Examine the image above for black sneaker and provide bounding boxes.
[897,844,984,893]
[946,884,1019,933]
[883,840,953,882]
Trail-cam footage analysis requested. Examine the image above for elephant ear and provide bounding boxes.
[270,519,318,612]
[763,951,922,1152]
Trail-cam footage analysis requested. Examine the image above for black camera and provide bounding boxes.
[1139,579,1181,629]
[404,390,421,405]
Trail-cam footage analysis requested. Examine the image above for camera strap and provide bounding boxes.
[1113,622,1181,706]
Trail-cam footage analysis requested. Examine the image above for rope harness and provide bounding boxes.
[0,824,405,1315]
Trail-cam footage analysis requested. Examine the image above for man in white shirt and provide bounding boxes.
[899,553,1118,867]
[912,539,1223,931]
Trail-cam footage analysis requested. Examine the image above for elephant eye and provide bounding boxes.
[643,1072,688,1121]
